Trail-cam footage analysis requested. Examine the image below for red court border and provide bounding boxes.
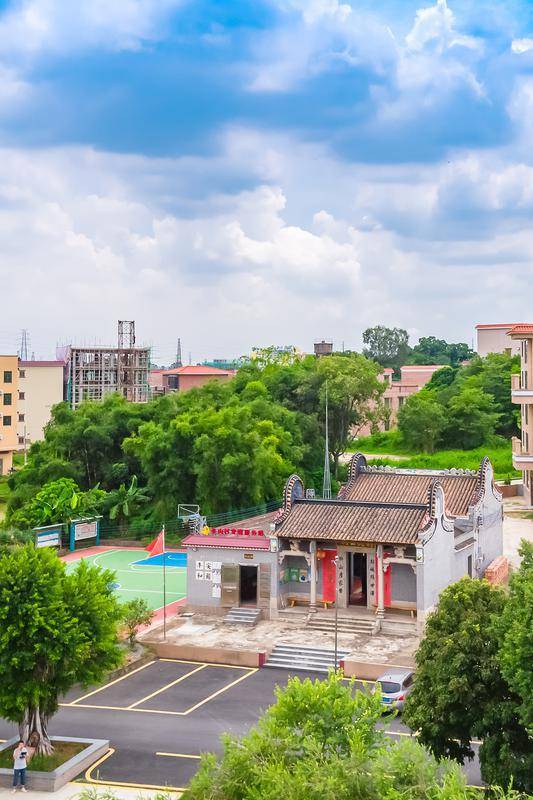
[61,545,188,633]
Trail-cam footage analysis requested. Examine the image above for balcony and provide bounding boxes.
[511,373,533,403]
[512,437,533,470]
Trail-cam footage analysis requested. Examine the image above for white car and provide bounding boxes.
[374,669,415,711]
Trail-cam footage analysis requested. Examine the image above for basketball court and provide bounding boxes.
[63,546,187,610]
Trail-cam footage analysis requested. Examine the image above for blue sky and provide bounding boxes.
[0,0,532,362]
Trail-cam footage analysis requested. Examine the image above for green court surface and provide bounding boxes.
[65,548,187,610]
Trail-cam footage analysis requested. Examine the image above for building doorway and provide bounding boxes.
[239,565,258,605]
[349,553,367,605]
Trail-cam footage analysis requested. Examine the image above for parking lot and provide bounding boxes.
[0,659,482,794]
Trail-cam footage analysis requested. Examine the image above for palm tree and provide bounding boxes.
[107,476,150,535]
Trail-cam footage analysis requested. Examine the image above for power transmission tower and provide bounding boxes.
[19,329,30,361]
[176,338,182,368]
[322,381,332,499]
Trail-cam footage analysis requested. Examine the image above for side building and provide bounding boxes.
[509,323,533,505]
[182,453,503,628]
[0,355,19,475]
[17,361,65,451]
[476,323,522,357]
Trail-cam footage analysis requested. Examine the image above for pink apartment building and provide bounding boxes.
[358,364,444,436]
[149,364,235,395]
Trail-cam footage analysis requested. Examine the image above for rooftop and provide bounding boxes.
[275,499,426,545]
[162,365,234,376]
[507,324,533,337]
[476,323,525,329]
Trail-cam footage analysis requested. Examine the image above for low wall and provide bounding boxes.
[484,555,509,586]
[147,641,268,667]
[496,483,519,498]
[0,736,109,792]
[341,658,415,680]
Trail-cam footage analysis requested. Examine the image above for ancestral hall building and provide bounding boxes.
[183,453,503,628]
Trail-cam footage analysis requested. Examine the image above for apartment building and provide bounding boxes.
[509,324,533,505]
[0,355,19,476]
[17,361,65,451]
[476,323,522,357]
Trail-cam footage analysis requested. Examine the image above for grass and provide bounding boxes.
[0,476,9,521]
[0,741,86,772]
[350,432,518,481]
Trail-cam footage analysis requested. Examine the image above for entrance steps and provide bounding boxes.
[381,618,418,636]
[307,615,377,636]
[223,607,262,627]
[265,644,350,674]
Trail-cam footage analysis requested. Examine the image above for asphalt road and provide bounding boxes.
[0,659,482,792]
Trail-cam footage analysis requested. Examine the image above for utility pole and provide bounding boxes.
[322,381,332,499]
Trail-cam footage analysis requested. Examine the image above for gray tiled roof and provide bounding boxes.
[275,499,426,544]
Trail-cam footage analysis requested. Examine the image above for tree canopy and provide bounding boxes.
[0,545,122,754]
[361,327,475,370]
[183,671,520,800]
[403,557,533,792]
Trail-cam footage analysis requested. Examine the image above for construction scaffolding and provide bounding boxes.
[67,321,150,408]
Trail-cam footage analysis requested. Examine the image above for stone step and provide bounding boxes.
[264,644,350,674]
[223,607,262,627]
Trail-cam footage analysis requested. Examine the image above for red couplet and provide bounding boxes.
[321,549,337,603]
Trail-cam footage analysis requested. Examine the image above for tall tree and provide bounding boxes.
[403,576,533,792]
[315,354,384,475]
[0,546,122,754]
[443,387,500,449]
[397,393,447,453]
[362,326,411,372]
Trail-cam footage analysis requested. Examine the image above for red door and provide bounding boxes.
[322,550,337,604]
[374,555,392,607]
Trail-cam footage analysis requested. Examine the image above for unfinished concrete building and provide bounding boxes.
[64,321,150,408]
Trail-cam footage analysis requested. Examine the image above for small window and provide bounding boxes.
[2,415,12,426]
[3,393,12,406]
[18,436,25,445]
[467,555,473,577]
[18,391,25,400]
[3,370,12,383]
[398,396,405,407]
[19,369,25,379]
[18,413,25,422]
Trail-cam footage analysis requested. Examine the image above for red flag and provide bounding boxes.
[145,529,165,557]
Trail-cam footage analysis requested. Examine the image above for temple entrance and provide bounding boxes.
[239,565,258,605]
[348,553,367,605]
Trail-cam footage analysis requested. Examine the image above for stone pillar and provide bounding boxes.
[376,543,385,619]
[309,541,317,613]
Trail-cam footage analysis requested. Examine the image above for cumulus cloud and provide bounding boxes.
[0,0,183,58]
[511,38,533,55]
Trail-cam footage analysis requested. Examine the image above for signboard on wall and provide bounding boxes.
[69,517,101,551]
[34,526,62,548]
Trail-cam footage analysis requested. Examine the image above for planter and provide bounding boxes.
[0,736,109,792]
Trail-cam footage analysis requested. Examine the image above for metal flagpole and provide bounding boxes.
[162,525,167,641]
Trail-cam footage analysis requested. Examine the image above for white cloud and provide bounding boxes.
[1,131,532,361]
[0,0,183,58]
[511,38,533,55]
[406,0,480,54]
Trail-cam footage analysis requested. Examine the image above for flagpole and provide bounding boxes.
[162,524,167,641]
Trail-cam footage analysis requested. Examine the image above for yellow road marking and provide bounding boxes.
[60,702,188,715]
[127,664,208,709]
[156,752,202,760]
[181,667,258,715]
[84,747,184,794]
[70,659,156,704]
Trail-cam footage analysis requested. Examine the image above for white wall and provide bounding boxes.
[18,364,64,446]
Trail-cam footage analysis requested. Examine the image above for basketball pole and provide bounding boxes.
[163,524,167,641]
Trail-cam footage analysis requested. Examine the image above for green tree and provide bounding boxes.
[397,393,447,453]
[315,354,385,475]
[9,477,106,529]
[498,541,533,730]
[121,598,154,649]
[362,326,411,372]
[409,337,474,367]
[443,387,500,449]
[403,576,533,792]
[0,545,122,754]
[106,475,150,534]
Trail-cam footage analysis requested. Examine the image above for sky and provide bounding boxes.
[0,0,533,363]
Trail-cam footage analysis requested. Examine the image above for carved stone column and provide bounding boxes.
[376,543,385,619]
[309,540,317,613]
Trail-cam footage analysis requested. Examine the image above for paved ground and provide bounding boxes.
[0,659,482,795]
